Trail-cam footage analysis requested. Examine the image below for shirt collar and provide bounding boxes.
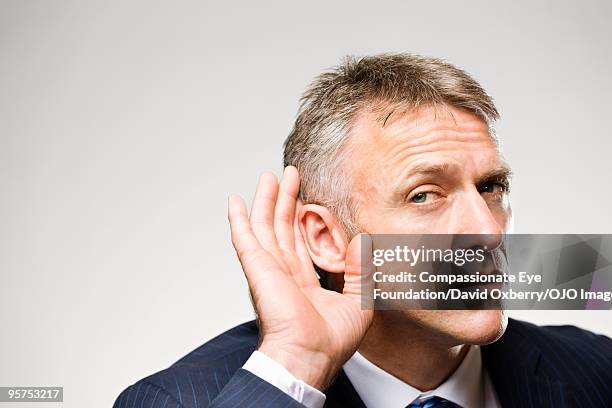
[342,345,484,408]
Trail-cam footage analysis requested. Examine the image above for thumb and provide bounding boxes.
[343,233,374,307]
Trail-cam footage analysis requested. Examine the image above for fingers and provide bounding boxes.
[233,168,317,289]
[250,172,279,250]
[274,166,300,251]
[228,194,265,283]
[343,233,374,307]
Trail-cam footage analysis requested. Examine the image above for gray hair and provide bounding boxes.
[283,53,499,238]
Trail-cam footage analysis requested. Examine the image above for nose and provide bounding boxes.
[446,188,504,251]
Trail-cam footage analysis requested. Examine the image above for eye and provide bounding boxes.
[405,184,445,207]
[408,190,441,204]
[478,181,508,194]
[411,192,429,203]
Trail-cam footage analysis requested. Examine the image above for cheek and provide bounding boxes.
[357,207,435,234]
[353,190,405,233]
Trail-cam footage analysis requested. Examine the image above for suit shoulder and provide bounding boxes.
[114,320,260,408]
[506,318,612,378]
[174,319,259,366]
[508,317,612,352]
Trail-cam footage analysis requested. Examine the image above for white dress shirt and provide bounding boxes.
[243,350,326,408]
[343,346,501,408]
[243,345,501,408]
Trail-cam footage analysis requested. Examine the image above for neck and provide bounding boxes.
[358,311,469,391]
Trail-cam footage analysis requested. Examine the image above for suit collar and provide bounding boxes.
[324,368,367,408]
[481,318,571,408]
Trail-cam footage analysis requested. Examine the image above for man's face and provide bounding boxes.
[348,105,512,346]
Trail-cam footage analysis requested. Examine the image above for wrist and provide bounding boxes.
[258,342,336,391]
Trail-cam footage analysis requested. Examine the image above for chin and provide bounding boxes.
[403,309,509,347]
[450,309,508,345]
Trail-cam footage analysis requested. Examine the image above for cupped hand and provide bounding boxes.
[227,166,373,390]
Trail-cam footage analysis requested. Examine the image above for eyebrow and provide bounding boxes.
[406,162,455,177]
[475,167,513,186]
[398,162,513,188]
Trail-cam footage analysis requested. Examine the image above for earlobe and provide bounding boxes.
[298,204,348,273]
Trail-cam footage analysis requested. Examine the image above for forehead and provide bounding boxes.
[346,105,504,177]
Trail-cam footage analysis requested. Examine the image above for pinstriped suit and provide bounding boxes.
[113,318,612,408]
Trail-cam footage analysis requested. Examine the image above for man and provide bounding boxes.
[114,54,612,408]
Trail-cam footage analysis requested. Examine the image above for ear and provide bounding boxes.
[298,204,348,273]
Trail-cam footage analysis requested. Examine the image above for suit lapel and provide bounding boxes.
[481,320,571,408]
[324,369,367,408]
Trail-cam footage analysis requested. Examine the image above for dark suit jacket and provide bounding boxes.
[114,318,612,408]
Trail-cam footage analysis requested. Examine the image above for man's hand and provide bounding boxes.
[227,166,373,391]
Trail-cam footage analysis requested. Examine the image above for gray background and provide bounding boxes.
[1,1,611,407]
